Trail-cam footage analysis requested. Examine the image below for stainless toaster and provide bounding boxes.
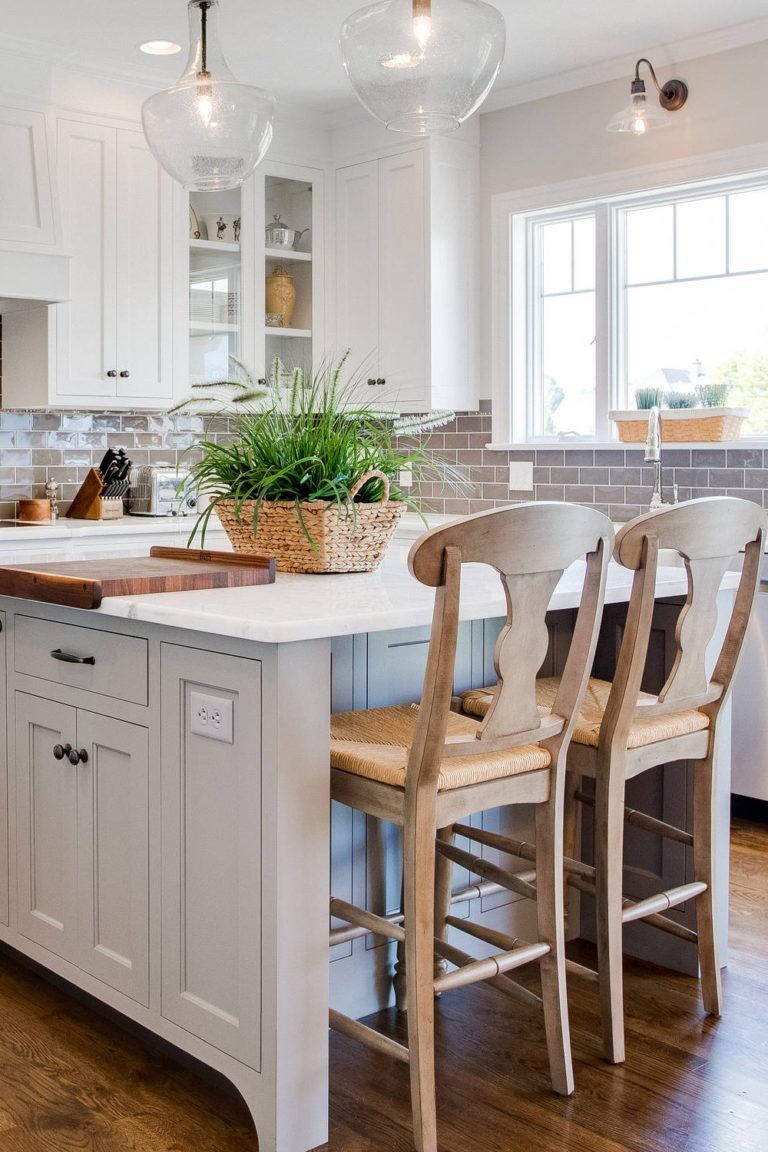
[127,464,198,517]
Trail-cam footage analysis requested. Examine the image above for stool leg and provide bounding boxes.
[563,771,581,936]
[433,826,454,988]
[594,762,627,1064]
[393,872,407,1012]
[535,781,574,1096]
[693,752,722,1016]
[403,806,438,1152]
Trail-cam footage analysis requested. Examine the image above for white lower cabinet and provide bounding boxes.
[159,644,262,1069]
[15,692,149,1005]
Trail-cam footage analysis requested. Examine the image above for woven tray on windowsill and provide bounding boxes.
[609,407,749,443]
[215,470,406,573]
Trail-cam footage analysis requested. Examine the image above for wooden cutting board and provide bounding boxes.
[0,547,276,609]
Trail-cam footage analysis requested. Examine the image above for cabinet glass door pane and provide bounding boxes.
[265,175,313,380]
[189,187,242,385]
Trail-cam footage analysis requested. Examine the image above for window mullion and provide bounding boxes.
[594,203,613,439]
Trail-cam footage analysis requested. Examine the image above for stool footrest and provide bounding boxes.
[329,1009,410,1064]
[621,882,707,923]
[576,790,694,847]
[433,939,550,994]
[330,897,405,943]
[438,840,538,902]
[565,959,599,982]
[433,937,543,1007]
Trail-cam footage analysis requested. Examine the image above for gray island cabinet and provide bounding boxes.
[0,553,737,1152]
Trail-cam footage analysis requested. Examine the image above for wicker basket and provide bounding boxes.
[216,470,406,574]
[609,407,749,443]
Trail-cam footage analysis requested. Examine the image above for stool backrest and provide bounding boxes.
[604,497,765,749]
[407,503,613,793]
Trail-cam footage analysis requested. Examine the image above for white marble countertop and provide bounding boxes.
[0,510,739,645]
[91,549,730,645]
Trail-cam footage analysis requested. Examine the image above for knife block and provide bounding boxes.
[65,468,124,520]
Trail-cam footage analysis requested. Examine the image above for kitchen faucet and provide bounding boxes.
[644,406,678,511]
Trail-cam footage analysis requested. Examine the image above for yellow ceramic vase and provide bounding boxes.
[265,265,296,328]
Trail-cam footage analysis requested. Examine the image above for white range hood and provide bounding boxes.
[0,249,69,305]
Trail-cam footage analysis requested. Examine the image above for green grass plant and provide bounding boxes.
[177,353,466,551]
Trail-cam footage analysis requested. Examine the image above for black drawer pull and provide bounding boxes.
[50,649,96,666]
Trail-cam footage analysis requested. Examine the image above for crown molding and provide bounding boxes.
[482,17,768,113]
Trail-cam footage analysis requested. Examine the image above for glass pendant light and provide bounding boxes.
[142,0,275,191]
[340,0,506,135]
[606,58,688,136]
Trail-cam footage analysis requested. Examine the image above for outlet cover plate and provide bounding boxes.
[190,690,234,743]
[508,461,534,492]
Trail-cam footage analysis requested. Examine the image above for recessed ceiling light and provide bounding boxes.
[139,40,182,56]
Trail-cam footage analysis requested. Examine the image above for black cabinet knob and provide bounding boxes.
[53,743,72,761]
[119,370,130,378]
[68,748,88,765]
[367,378,376,386]
[376,378,386,386]
[106,370,117,378]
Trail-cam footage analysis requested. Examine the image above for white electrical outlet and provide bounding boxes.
[398,468,413,489]
[190,690,234,743]
[508,461,534,492]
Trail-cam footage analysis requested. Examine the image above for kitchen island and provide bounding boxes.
[0,544,738,1152]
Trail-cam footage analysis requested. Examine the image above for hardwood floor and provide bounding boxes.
[0,820,764,1150]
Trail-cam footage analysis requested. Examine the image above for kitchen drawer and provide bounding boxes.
[14,616,148,706]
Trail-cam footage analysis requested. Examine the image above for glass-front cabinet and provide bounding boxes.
[184,162,323,391]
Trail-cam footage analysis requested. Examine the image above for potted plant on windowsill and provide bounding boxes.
[609,383,749,443]
[172,354,464,573]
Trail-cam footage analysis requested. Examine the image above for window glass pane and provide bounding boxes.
[538,293,596,437]
[626,271,768,432]
[625,204,673,285]
[729,189,768,272]
[540,220,572,295]
[676,196,726,279]
[573,217,595,291]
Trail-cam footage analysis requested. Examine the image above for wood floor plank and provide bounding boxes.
[0,819,762,1150]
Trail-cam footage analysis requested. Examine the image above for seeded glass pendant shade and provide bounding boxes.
[142,0,275,191]
[340,0,506,134]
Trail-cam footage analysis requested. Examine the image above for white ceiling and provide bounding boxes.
[2,0,767,115]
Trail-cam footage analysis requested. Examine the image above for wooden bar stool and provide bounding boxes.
[460,497,765,1065]
[328,503,613,1152]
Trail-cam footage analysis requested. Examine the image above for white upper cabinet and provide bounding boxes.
[334,137,479,412]
[336,160,380,384]
[53,119,175,408]
[0,106,56,247]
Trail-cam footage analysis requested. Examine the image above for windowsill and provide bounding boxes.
[486,440,768,452]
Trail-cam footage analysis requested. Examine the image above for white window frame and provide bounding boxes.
[490,142,768,447]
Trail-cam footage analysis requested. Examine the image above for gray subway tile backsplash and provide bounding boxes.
[0,404,767,523]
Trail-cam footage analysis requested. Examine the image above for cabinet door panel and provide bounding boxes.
[0,107,55,244]
[378,151,428,403]
[160,644,262,1068]
[77,711,149,1005]
[15,694,78,961]
[335,161,379,399]
[116,130,173,401]
[55,120,117,399]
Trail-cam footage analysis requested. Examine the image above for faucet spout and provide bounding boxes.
[644,407,665,511]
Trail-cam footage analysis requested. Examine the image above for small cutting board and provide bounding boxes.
[0,547,276,609]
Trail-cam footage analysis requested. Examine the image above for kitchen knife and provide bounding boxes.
[97,448,117,476]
